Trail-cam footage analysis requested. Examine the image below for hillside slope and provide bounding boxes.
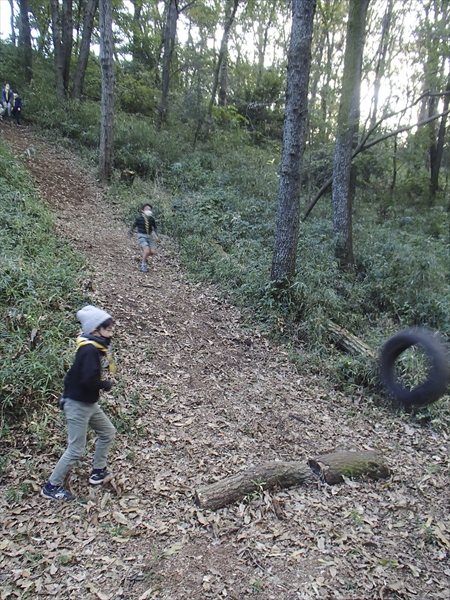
[1,123,449,600]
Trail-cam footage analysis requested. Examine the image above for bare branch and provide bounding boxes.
[302,104,450,221]
[358,109,450,152]
[179,0,196,12]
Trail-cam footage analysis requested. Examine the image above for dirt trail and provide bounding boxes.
[1,123,449,600]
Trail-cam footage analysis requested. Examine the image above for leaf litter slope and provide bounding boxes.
[1,125,449,600]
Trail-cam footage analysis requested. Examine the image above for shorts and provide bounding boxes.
[137,233,156,250]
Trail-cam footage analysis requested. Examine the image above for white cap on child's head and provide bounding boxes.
[77,305,112,334]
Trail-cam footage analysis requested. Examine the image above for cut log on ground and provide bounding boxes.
[327,320,377,359]
[307,450,390,484]
[195,461,313,511]
[195,451,390,510]
[120,169,135,185]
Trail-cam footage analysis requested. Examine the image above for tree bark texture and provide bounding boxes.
[98,0,114,184]
[195,461,313,511]
[157,0,179,129]
[50,0,65,99]
[389,133,398,201]
[332,0,370,268]
[18,0,33,81]
[71,0,99,99]
[307,451,390,484]
[326,320,377,359]
[62,0,73,94]
[195,451,390,510]
[270,0,317,282]
[218,58,228,107]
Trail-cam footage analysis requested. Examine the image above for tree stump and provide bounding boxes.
[195,451,390,511]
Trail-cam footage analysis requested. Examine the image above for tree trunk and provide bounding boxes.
[416,2,448,192]
[8,0,16,46]
[157,0,179,130]
[430,75,450,198]
[331,0,370,268]
[208,0,239,117]
[50,0,66,99]
[98,0,114,185]
[73,0,82,54]
[131,0,143,63]
[308,28,325,111]
[270,0,317,281]
[369,0,393,130]
[389,133,398,204]
[218,58,228,107]
[71,0,99,99]
[254,7,274,88]
[18,0,33,82]
[62,0,73,95]
[195,451,390,510]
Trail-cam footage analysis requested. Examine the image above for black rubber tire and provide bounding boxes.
[380,328,449,408]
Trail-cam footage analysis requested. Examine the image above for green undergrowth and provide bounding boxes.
[110,158,450,429]
[25,94,450,431]
[0,143,87,431]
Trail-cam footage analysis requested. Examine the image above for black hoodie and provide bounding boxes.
[63,335,111,403]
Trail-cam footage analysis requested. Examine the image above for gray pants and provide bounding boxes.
[49,398,116,486]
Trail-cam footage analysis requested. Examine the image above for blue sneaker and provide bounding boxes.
[89,469,114,485]
[140,264,148,272]
[41,483,74,501]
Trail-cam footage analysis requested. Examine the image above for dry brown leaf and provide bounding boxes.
[112,511,129,525]
[0,125,449,600]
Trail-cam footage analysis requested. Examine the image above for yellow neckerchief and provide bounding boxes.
[76,336,116,375]
[142,211,150,234]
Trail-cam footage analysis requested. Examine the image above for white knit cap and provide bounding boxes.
[77,305,112,335]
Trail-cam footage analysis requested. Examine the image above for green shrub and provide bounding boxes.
[0,40,24,89]
[0,145,87,425]
[116,70,159,116]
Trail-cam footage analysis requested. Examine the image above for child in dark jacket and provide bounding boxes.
[11,90,22,125]
[129,203,159,272]
[42,306,117,501]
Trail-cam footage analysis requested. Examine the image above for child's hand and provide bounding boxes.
[103,380,114,392]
